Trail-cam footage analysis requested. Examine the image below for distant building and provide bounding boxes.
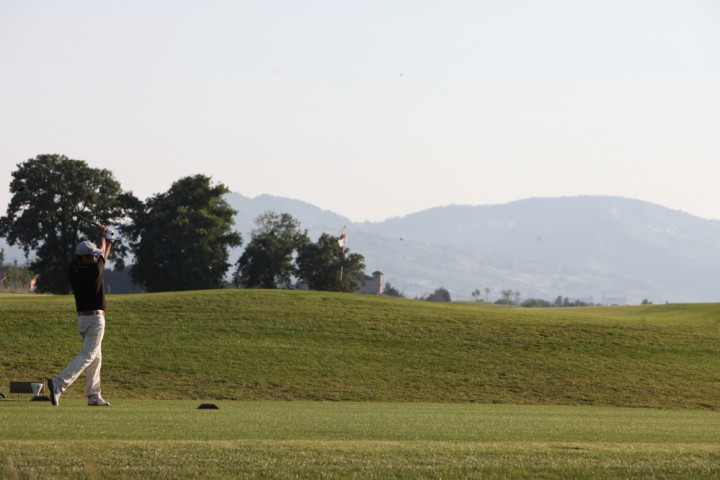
[358,271,384,295]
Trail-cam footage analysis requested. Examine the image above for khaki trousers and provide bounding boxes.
[57,313,105,397]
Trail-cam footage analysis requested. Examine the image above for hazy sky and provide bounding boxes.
[2,1,719,222]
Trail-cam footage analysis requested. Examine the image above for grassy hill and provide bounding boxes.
[1,290,718,409]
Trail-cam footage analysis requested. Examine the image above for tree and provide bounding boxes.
[383,282,404,298]
[471,288,483,302]
[2,260,33,291]
[522,298,552,308]
[338,247,365,293]
[296,233,365,292]
[125,175,241,292]
[513,290,522,305]
[495,289,515,305]
[233,212,308,289]
[0,154,137,293]
[425,287,451,302]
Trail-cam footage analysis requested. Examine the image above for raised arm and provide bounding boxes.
[98,224,113,259]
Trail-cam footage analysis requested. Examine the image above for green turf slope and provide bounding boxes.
[1,290,718,408]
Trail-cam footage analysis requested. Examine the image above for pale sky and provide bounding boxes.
[2,1,719,223]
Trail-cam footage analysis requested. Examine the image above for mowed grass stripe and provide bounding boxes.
[2,401,719,443]
[4,440,718,480]
[1,290,719,408]
[1,401,719,479]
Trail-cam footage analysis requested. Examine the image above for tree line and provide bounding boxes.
[470,288,646,307]
[0,249,34,291]
[0,154,366,294]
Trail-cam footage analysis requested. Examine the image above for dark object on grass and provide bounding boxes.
[10,381,46,400]
[0,393,6,399]
[10,381,43,394]
[197,403,219,409]
[31,396,51,402]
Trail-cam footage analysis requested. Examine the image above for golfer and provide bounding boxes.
[48,224,114,407]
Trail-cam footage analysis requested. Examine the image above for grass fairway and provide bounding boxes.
[2,290,720,477]
[1,400,719,479]
[1,290,718,408]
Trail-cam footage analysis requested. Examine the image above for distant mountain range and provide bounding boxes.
[4,194,719,304]
[224,194,720,304]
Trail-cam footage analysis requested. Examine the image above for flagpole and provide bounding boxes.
[339,248,345,292]
[338,225,347,292]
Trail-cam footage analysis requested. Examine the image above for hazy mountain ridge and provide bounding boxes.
[228,193,348,235]
[3,194,719,304]
[226,194,720,303]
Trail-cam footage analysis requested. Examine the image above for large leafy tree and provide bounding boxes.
[0,154,137,293]
[125,175,241,292]
[233,212,309,289]
[296,233,365,292]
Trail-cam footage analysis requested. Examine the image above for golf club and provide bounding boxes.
[76,212,101,227]
[74,212,117,240]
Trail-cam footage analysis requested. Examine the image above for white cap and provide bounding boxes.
[76,240,102,256]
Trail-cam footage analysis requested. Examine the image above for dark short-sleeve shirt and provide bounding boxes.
[69,256,106,312]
